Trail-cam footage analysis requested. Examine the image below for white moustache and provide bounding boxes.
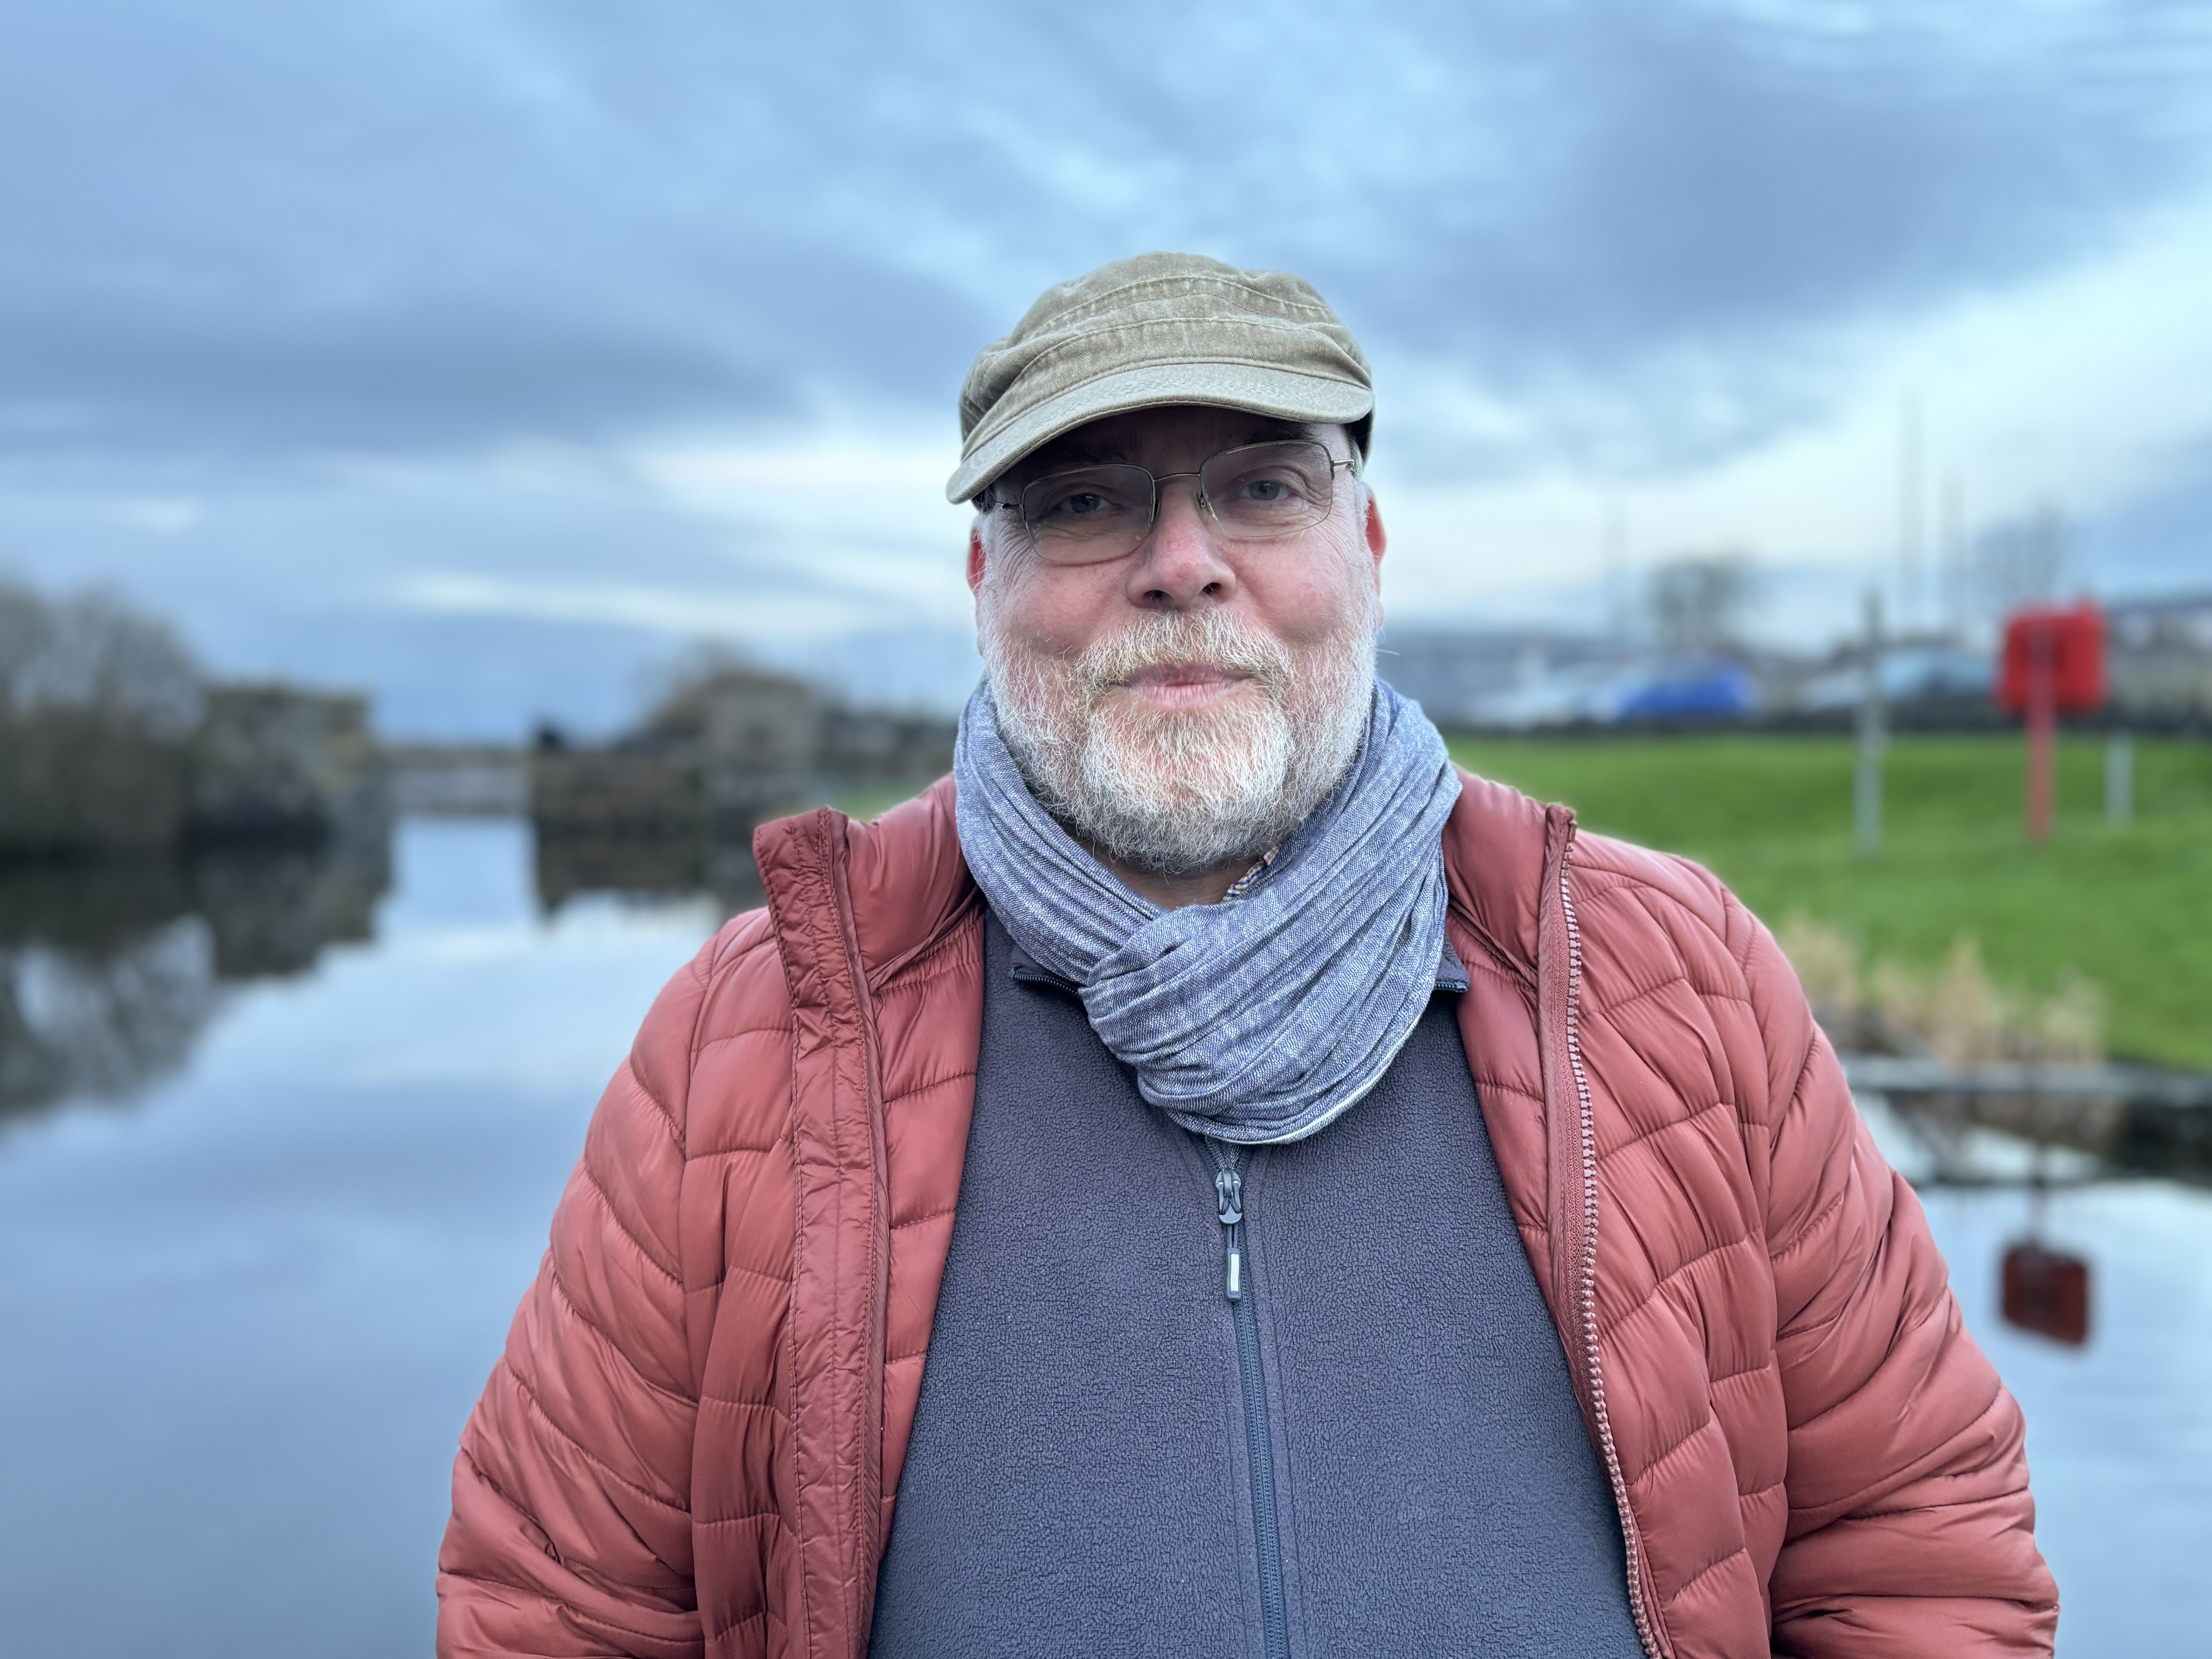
[1070,611,1292,705]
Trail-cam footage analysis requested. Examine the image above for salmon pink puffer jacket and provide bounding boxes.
[437,773,2056,1659]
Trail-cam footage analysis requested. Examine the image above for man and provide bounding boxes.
[438,253,2057,1659]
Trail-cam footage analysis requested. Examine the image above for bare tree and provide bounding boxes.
[1646,555,1755,654]
[0,578,203,738]
[0,578,205,851]
[1972,503,2066,620]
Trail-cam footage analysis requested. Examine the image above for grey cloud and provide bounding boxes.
[1310,7,2206,355]
[3,0,2209,478]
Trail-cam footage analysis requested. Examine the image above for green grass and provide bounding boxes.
[1445,732,2212,1071]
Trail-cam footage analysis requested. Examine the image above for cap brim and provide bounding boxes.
[945,361,1374,503]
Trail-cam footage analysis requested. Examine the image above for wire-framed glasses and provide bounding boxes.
[988,439,1358,566]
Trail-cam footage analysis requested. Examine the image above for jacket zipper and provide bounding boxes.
[1205,1138,1291,1659]
[1558,847,1662,1659]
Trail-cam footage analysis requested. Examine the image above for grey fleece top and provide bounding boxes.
[868,913,1644,1659]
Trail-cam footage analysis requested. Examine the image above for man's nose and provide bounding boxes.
[1123,477,1236,609]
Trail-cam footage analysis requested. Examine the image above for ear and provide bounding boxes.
[1363,490,1387,573]
[967,522,988,595]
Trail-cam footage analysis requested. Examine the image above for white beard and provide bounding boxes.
[979,577,1377,878]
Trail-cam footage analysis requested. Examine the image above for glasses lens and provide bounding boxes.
[1018,465,1155,564]
[1200,441,1336,540]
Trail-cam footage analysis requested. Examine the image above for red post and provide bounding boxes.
[2026,628,2056,843]
[1999,604,2104,845]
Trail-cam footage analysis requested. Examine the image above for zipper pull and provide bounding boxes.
[1215,1167,1245,1301]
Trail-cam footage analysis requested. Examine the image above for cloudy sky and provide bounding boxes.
[5,0,2211,736]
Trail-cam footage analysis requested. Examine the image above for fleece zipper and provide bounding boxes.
[1203,1137,1291,1659]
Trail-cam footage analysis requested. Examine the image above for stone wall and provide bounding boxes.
[190,685,389,842]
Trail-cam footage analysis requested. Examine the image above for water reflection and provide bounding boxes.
[0,915,218,1118]
[1865,1097,2115,1349]
[0,818,718,1659]
[0,807,754,1130]
[1867,1086,2211,1191]
[2003,1239,2093,1347]
[0,829,389,1123]
[194,835,390,976]
[532,825,764,917]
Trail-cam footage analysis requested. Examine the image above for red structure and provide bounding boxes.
[1997,605,2106,842]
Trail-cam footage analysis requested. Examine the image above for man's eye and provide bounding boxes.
[1036,485,1134,524]
[1228,472,1307,504]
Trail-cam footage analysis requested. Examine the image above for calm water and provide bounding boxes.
[1,819,2205,1655]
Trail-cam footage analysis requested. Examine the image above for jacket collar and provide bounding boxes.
[753,775,981,993]
[1443,768,1561,990]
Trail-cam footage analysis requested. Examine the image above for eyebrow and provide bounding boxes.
[1040,438,1129,467]
[1027,419,1308,473]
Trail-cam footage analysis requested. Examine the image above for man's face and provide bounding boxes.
[970,404,1386,877]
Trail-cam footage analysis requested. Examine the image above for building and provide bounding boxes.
[2106,592,2212,723]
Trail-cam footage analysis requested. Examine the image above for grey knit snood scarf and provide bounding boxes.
[953,678,1461,1145]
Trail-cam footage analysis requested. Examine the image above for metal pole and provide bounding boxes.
[1603,496,1627,641]
[1856,588,1885,856]
[2106,728,2133,825]
[1899,393,1922,633]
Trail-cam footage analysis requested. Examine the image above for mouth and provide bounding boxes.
[1110,661,1254,711]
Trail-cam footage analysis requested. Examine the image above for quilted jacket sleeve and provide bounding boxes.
[1738,899,2059,1657]
[435,937,714,1659]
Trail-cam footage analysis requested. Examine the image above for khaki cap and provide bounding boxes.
[946,251,1373,504]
